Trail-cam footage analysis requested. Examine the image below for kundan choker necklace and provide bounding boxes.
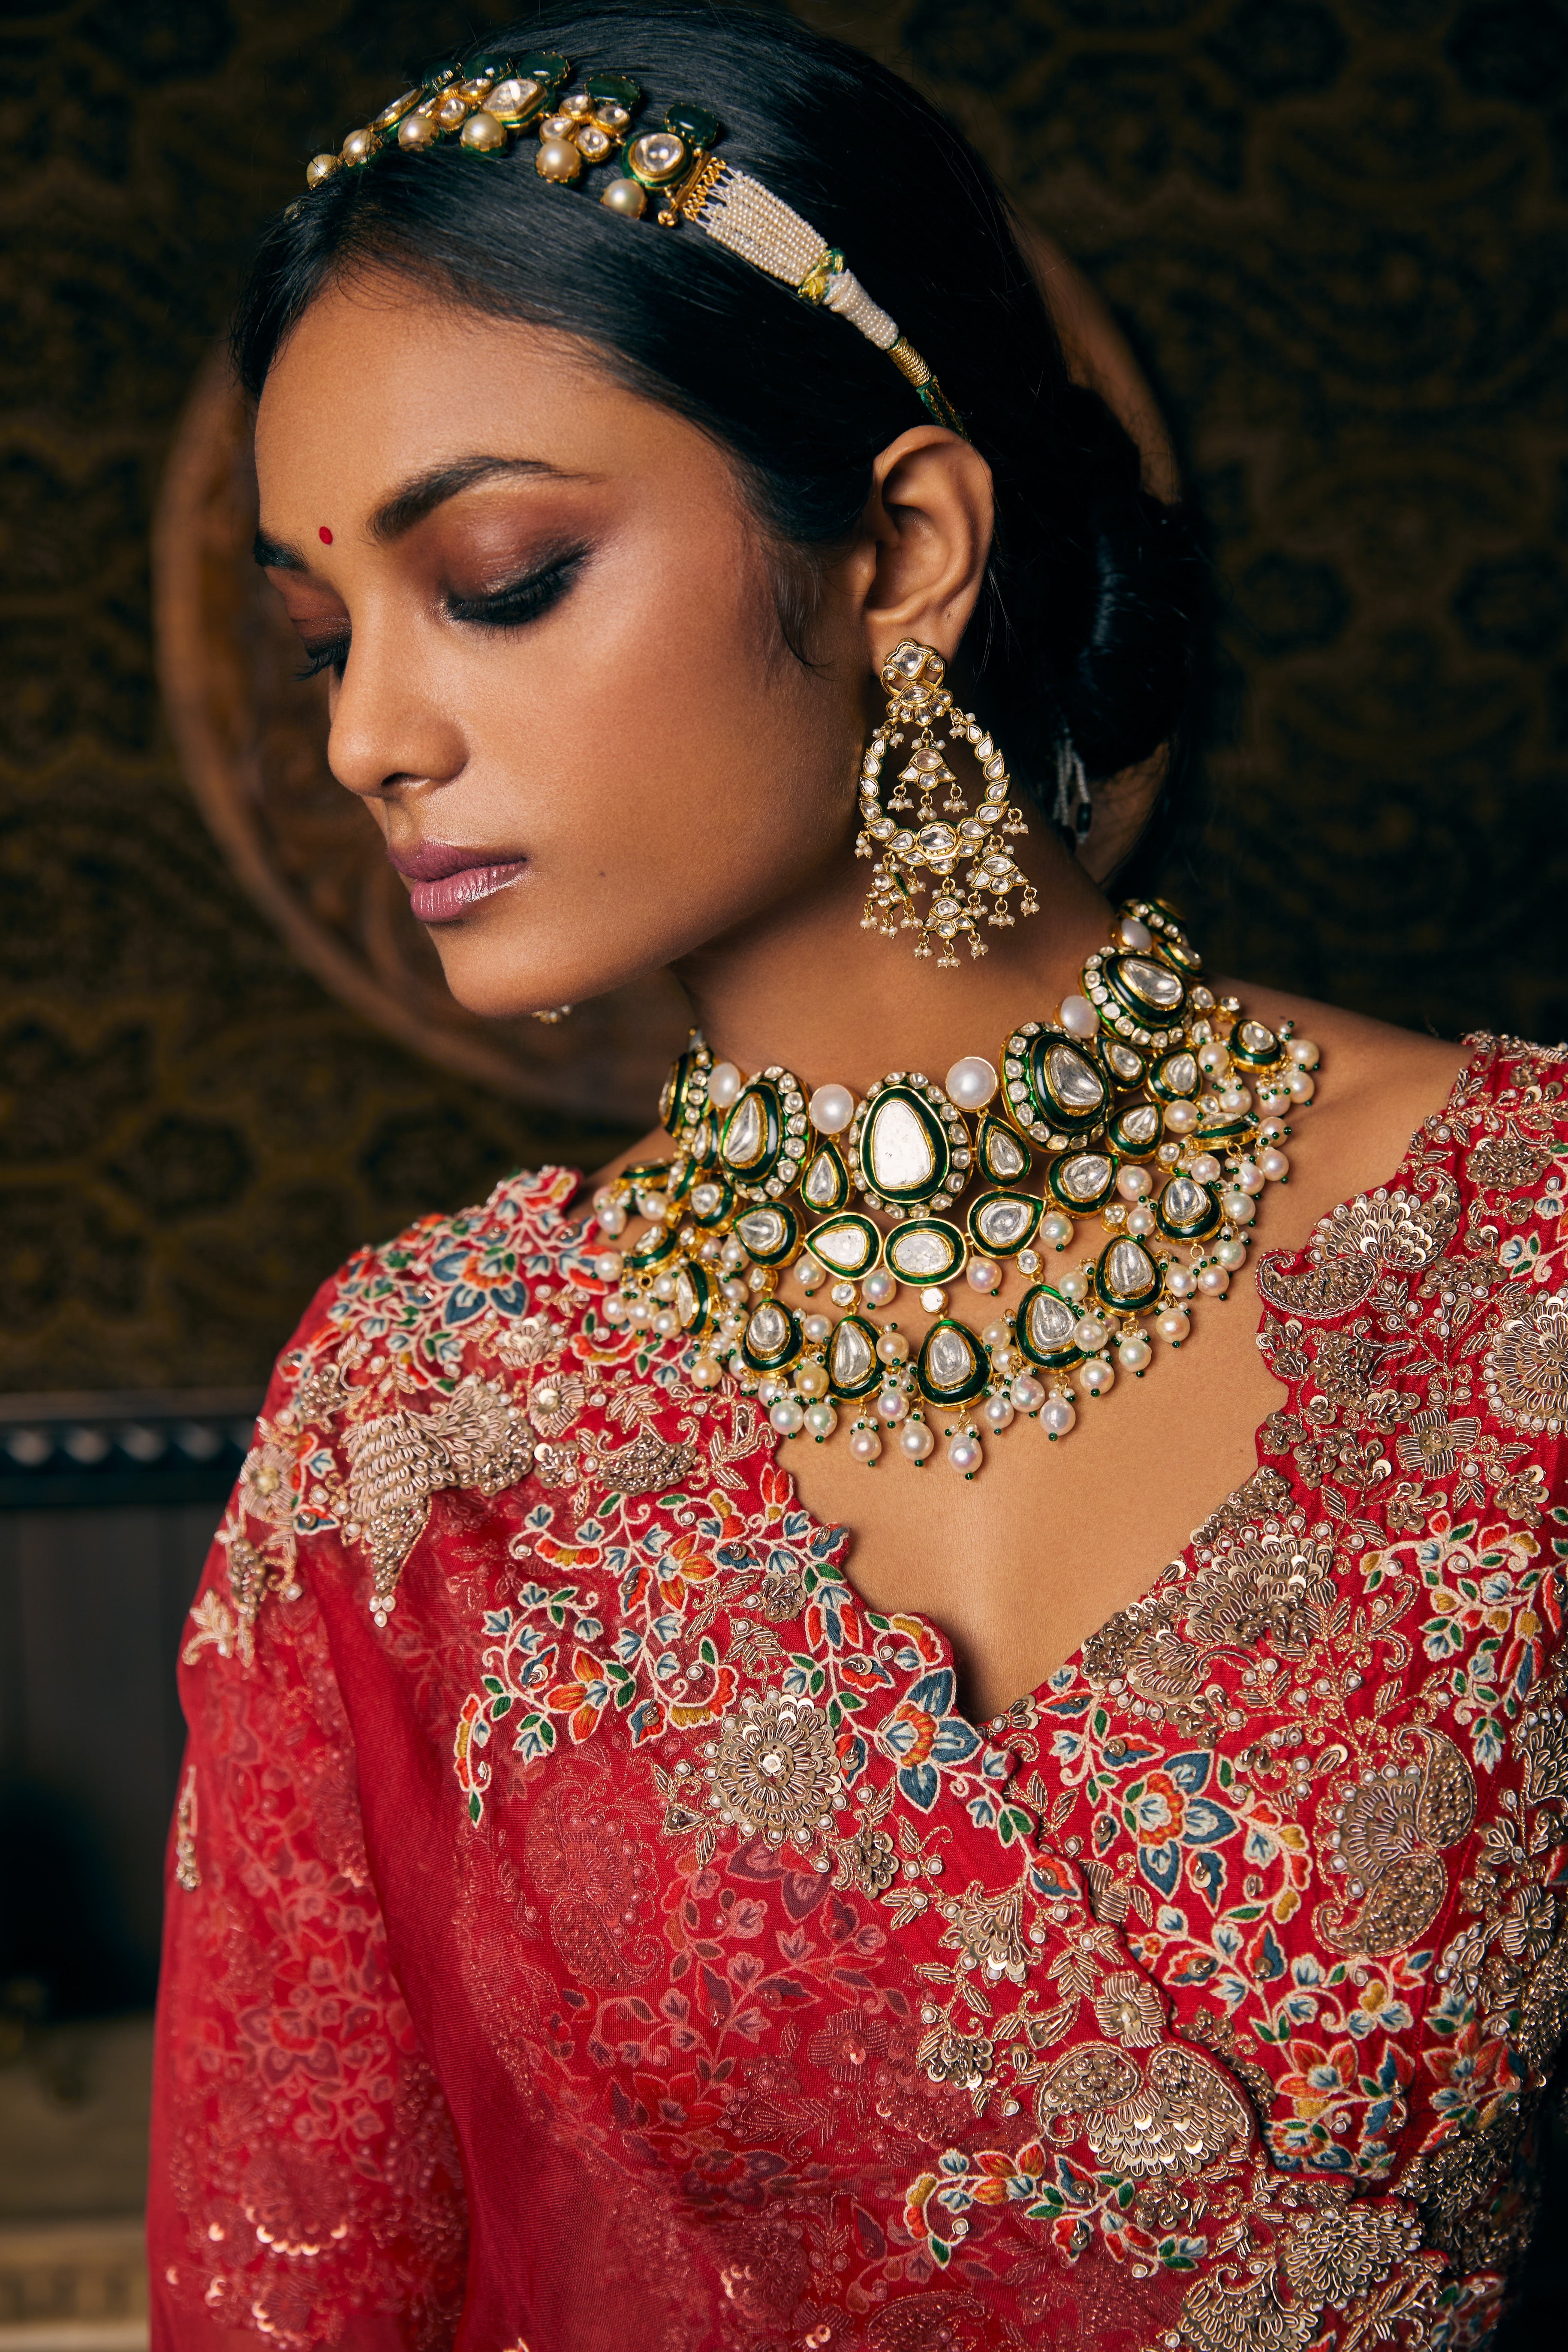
[591,900,1320,1478]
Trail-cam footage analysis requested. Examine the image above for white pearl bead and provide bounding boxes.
[1168,1267,1197,1300]
[809,1081,855,1133]
[1077,1357,1115,1396]
[1126,1205,1156,1236]
[984,1394,1014,1429]
[945,1056,998,1110]
[1073,1315,1108,1352]
[602,1295,629,1323]
[990,1346,1017,1375]
[756,1374,782,1404]
[1198,1265,1230,1295]
[1115,915,1152,950]
[1041,1394,1076,1436]
[708,1060,742,1109]
[596,1203,626,1236]
[849,1426,882,1461]
[1189,1153,1222,1184]
[876,1389,909,1423]
[947,1434,983,1474]
[1010,1374,1046,1412]
[1290,1037,1320,1068]
[1198,1041,1227,1075]
[770,1397,804,1434]
[1216,1238,1247,1271]
[1041,1213,1074,1251]
[1223,1190,1256,1225]
[595,1250,624,1281]
[1163,1101,1198,1134]
[626,1298,653,1328]
[796,1361,830,1397]
[1059,993,1099,1039]
[691,1353,722,1387]
[805,1401,838,1438]
[797,1256,826,1289]
[652,1273,677,1300]
[876,1329,909,1362]
[653,1309,679,1336]
[802,1313,831,1343]
[1060,1268,1090,1303]
[1115,1166,1152,1201]
[1289,1071,1315,1103]
[900,1419,934,1459]
[966,1257,1001,1293]
[1155,1308,1190,1344]
[1260,1148,1290,1182]
[981,1318,1010,1349]
[1237,1161,1266,1194]
[862,1269,897,1307]
[1118,1335,1151,1372]
[1219,1086,1251,1113]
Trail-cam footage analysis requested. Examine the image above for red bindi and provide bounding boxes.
[319,526,333,544]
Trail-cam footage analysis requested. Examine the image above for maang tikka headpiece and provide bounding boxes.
[305,51,965,437]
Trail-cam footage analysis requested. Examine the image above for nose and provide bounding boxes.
[324,615,467,802]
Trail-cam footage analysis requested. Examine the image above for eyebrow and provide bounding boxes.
[253,454,587,571]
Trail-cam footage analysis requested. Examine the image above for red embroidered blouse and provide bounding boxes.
[150,1036,1568,2352]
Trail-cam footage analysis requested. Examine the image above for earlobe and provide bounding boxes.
[859,427,995,666]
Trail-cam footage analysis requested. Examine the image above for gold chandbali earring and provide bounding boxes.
[855,641,1036,967]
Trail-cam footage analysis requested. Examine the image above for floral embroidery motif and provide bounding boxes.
[1484,1286,1568,1436]
[1316,1732,1476,1956]
[704,1687,844,1849]
[155,1044,1568,2348]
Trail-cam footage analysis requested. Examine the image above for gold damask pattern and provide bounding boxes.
[2,0,1563,1391]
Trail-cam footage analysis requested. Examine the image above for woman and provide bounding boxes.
[149,8,1568,2347]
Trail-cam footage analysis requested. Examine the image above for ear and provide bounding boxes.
[852,427,996,668]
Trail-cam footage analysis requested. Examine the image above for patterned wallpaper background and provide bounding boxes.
[1,0,1564,1393]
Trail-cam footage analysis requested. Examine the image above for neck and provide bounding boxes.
[670,827,1116,1096]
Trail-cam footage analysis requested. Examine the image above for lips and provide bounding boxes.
[386,840,527,924]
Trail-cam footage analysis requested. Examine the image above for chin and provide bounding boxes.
[425,931,617,1023]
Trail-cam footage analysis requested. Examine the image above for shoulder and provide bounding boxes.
[1221,977,1567,1238]
[272,1162,596,1403]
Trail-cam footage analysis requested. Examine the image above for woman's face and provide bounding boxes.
[253,274,870,1019]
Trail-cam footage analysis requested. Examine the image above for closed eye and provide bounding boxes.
[295,634,349,681]
[446,545,586,632]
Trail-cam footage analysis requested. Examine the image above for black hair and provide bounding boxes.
[234,0,1206,870]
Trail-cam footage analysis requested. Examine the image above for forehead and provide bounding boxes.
[253,272,714,514]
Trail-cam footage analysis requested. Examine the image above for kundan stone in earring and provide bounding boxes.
[855,641,1036,967]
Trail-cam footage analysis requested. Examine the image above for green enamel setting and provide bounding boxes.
[1155,1174,1221,1241]
[827,1314,881,1399]
[915,1318,988,1405]
[734,1203,801,1266]
[741,1300,802,1373]
[804,1214,881,1279]
[966,1190,1042,1258]
[1016,1283,1083,1370]
[885,1219,966,1285]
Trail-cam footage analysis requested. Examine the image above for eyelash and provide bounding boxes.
[292,551,584,683]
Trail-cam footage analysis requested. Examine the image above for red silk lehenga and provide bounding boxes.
[149,1037,1568,2350]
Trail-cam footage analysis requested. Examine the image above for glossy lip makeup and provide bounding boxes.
[387,840,528,924]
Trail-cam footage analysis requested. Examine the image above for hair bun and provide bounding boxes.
[1055,482,1207,783]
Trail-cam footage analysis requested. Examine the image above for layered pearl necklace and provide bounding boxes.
[591,901,1319,1478]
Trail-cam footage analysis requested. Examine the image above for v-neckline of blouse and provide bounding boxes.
[553,1037,1489,1736]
